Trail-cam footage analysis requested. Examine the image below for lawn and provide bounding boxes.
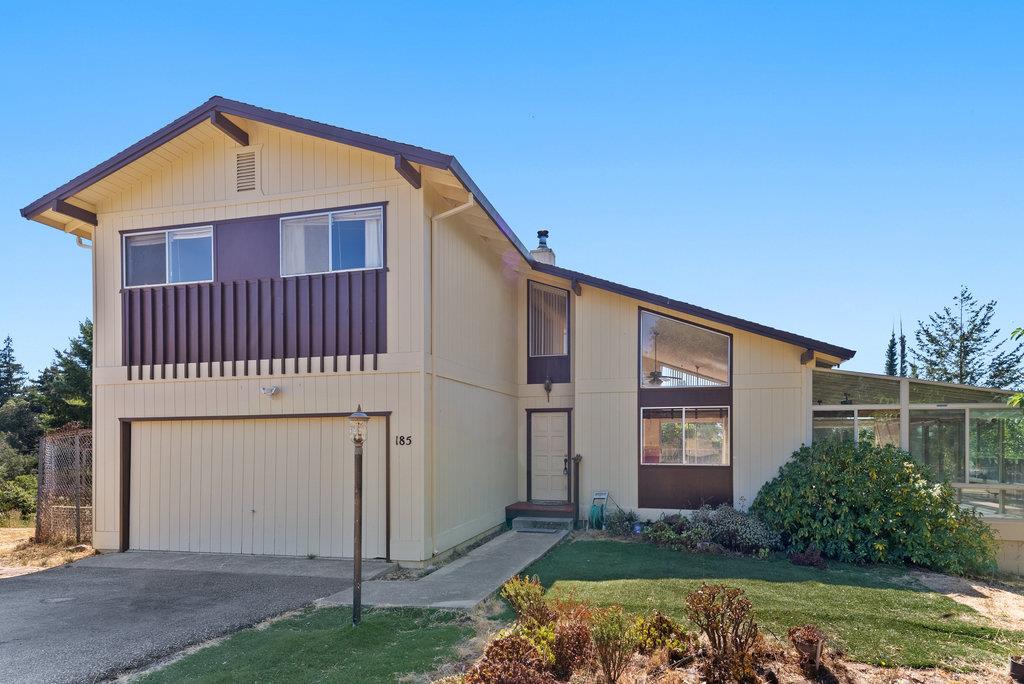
[524,538,1024,670]
[140,607,472,683]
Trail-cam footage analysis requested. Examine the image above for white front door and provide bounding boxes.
[530,412,569,502]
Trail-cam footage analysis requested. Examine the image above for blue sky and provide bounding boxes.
[1,2,1021,375]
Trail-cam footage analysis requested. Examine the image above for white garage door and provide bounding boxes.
[129,417,387,558]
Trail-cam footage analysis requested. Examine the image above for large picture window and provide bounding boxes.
[280,206,383,276]
[123,226,213,287]
[528,282,568,357]
[640,310,729,388]
[641,407,730,466]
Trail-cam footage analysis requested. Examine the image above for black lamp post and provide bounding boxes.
[348,405,369,626]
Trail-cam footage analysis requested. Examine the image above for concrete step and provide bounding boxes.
[512,517,574,532]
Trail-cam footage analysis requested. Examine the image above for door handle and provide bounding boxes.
[563,457,569,475]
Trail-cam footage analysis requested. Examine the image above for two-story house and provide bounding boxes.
[20,97,860,563]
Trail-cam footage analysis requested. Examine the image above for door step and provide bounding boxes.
[512,517,574,532]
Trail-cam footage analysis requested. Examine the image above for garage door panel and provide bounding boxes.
[131,417,386,558]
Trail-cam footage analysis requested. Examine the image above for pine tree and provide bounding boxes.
[884,331,898,375]
[35,320,93,430]
[898,321,908,377]
[0,337,27,405]
[912,287,1024,389]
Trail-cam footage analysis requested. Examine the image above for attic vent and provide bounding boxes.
[235,150,257,192]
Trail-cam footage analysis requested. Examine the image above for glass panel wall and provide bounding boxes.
[909,410,966,482]
[812,371,899,405]
[969,409,1024,485]
[856,409,901,447]
[812,411,855,444]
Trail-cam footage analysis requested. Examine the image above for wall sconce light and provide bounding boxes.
[260,386,280,397]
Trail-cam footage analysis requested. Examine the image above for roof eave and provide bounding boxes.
[531,261,856,361]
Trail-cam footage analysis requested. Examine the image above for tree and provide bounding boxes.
[0,337,26,405]
[899,322,908,377]
[912,287,1024,389]
[35,320,93,430]
[1012,327,1024,407]
[0,398,42,454]
[884,331,898,376]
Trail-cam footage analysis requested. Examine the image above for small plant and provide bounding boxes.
[789,546,827,569]
[552,619,593,680]
[640,519,679,546]
[508,622,556,667]
[684,583,761,683]
[605,508,640,536]
[631,610,695,662]
[788,624,826,670]
[464,634,555,684]
[548,593,593,623]
[591,606,638,683]
[501,575,555,625]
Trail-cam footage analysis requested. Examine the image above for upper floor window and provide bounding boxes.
[529,282,568,357]
[123,226,213,287]
[280,206,384,277]
[640,310,730,388]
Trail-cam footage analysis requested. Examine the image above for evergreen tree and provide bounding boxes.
[898,321,908,377]
[35,320,93,430]
[0,337,27,405]
[884,331,898,375]
[912,287,1024,389]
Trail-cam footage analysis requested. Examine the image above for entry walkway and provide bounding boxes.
[319,529,567,609]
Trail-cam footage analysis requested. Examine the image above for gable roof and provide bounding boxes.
[533,261,856,360]
[20,96,855,361]
[19,96,531,260]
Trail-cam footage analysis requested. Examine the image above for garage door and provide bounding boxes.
[129,417,386,558]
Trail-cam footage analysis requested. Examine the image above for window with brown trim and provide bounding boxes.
[641,407,730,466]
[639,310,730,389]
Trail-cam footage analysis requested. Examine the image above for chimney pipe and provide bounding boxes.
[530,229,556,265]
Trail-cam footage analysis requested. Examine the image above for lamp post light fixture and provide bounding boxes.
[348,405,369,626]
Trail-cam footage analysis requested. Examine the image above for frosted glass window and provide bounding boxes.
[529,282,568,357]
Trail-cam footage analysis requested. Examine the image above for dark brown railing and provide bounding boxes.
[122,269,386,379]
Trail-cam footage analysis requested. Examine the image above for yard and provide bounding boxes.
[0,526,94,578]
[525,537,1024,670]
[138,607,473,684]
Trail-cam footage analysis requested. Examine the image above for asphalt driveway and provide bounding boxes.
[0,551,390,683]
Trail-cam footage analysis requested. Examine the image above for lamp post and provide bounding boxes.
[348,405,369,626]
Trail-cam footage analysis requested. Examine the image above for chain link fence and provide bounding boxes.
[35,424,93,544]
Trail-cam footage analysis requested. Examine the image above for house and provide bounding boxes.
[20,97,1024,570]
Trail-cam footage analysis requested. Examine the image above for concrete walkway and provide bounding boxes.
[320,529,567,609]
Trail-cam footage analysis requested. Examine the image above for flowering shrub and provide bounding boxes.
[637,505,780,557]
[751,440,998,574]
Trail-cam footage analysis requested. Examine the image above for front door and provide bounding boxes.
[530,411,569,502]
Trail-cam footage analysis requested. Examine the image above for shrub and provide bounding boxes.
[631,610,695,662]
[591,606,638,683]
[640,519,679,546]
[684,583,761,684]
[788,624,826,669]
[0,474,36,516]
[464,634,555,684]
[501,575,555,625]
[605,508,639,536]
[552,619,593,679]
[789,546,827,570]
[751,440,998,574]
[507,622,556,668]
[638,506,780,557]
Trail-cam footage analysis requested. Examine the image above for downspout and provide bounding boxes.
[76,236,93,250]
[428,195,475,556]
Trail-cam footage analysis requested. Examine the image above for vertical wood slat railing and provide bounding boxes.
[122,270,386,380]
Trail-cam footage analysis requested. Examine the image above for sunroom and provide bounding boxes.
[811,369,1024,518]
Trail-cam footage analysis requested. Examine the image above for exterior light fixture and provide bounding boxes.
[259,386,280,397]
[347,405,370,626]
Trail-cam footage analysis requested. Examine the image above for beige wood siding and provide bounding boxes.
[569,286,809,513]
[130,417,386,558]
[91,120,426,371]
[427,197,519,553]
[93,371,428,560]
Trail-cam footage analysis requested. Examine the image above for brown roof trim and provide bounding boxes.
[532,261,856,360]
[19,96,532,260]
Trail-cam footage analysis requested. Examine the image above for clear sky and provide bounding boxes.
[1,2,1021,375]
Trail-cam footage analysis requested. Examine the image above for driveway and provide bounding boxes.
[0,551,390,683]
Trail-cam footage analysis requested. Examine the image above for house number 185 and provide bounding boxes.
[395,435,413,446]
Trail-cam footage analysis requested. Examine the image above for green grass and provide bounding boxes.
[524,539,1024,669]
[140,607,472,683]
